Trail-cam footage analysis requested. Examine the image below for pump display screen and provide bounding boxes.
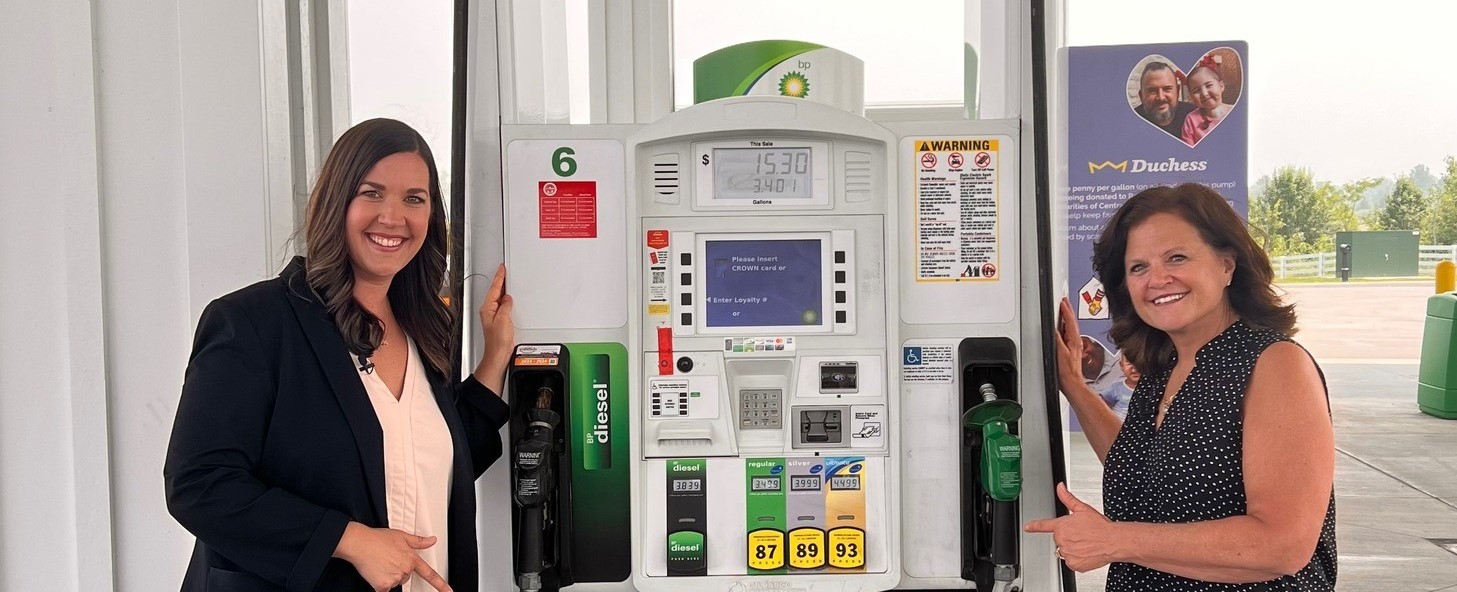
[790,475,821,491]
[704,239,822,328]
[712,148,813,199]
[830,475,861,490]
[672,479,702,492]
[751,477,782,492]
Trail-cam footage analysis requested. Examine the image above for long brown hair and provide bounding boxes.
[303,118,453,374]
[1091,183,1295,371]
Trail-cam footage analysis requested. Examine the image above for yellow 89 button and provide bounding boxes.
[828,527,866,569]
[746,529,785,571]
[788,527,827,569]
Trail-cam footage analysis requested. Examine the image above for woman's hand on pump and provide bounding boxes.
[1054,297,1090,399]
[334,521,453,592]
[473,263,516,394]
[1024,483,1117,573]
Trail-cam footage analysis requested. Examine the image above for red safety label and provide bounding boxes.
[657,326,673,375]
[539,181,597,238]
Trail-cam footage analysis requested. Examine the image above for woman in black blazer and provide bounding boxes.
[165,118,514,592]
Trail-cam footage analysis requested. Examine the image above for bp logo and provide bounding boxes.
[779,71,810,98]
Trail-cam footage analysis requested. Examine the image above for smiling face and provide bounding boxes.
[1139,67,1181,126]
[1118,354,1141,386]
[1186,67,1226,111]
[344,151,432,286]
[1123,212,1236,340]
[1080,336,1107,381]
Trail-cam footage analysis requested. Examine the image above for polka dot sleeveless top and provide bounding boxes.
[1102,320,1337,591]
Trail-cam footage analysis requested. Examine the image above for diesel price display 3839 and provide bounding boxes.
[712,147,813,199]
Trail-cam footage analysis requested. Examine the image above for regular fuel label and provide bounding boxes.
[912,137,1003,283]
[746,458,788,573]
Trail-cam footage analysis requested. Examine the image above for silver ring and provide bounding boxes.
[1056,546,1065,559]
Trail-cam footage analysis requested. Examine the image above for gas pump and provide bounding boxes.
[464,3,1070,591]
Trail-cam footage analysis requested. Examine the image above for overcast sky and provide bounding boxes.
[348,0,1456,187]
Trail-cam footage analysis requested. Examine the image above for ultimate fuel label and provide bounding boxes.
[824,457,867,571]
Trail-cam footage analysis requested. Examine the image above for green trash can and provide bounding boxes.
[1418,292,1457,419]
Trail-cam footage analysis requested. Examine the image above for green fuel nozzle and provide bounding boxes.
[962,383,1022,503]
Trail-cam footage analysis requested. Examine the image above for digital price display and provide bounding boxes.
[751,476,782,492]
[713,148,813,199]
[790,475,822,491]
[830,475,861,491]
[672,479,702,492]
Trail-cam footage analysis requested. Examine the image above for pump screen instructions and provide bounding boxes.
[705,239,822,327]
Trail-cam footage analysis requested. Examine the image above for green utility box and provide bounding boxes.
[1335,231,1420,278]
[1418,292,1457,419]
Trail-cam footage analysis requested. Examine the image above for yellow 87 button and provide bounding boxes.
[747,529,785,571]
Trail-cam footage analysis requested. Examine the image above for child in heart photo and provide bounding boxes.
[1181,48,1243,147]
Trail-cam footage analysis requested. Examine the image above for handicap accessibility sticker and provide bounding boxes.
[901,344,953,383]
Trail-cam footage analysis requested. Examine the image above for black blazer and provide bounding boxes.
[165,257,510,591]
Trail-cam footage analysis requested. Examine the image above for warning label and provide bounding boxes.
[912,138,1001,283]
[539,181,597,238]
[646,229,670,318]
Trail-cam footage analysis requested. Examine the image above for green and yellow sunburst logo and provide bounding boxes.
[778,71,810,98]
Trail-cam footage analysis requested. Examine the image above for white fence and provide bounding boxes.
[1270,245,1457,279]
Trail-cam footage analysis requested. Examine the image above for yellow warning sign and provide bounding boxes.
[914,139,998,152]
[911,136,1004,284]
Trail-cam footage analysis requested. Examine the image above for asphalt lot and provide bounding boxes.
[1067,281,1457,592]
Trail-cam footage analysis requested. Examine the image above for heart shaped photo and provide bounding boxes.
[1125,47,1244,147]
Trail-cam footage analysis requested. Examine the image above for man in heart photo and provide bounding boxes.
[1131,59,1196,140]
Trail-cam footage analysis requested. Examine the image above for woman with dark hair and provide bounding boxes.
[165,118,514,592]
[1026,183,1337,590]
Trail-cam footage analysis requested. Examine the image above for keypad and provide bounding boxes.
[739,389,783,429]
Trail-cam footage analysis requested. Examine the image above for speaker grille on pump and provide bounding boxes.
[844,150,872,202]
[652,153,681,204]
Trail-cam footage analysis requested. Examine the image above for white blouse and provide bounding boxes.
[356,339,455,591]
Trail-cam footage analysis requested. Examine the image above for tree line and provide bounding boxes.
[1248,157,1457,256]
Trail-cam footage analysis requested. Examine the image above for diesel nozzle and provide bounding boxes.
[514,383,562,592]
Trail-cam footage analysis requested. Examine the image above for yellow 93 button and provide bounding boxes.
[828,527,866,569]
[788,527,827,569]
[747,529,785,570]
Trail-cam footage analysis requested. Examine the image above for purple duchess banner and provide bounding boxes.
[1066,41,1248,424]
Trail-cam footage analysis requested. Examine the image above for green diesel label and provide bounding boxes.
[667,531,706,563]
[564,343,630,583]
[666,459,708,576]
[577,353,613,470]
